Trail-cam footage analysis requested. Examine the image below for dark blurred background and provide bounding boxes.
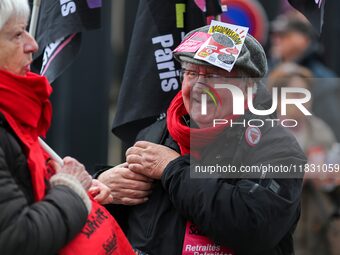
[45,0,340,174]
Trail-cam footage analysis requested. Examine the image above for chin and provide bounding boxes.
[191,115,215,128]
[11,69,27,76]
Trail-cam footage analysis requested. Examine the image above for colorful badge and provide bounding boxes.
[245,126,261,146]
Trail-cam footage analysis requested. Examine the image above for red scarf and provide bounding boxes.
[167,91,240,158]
[0,70,52,201]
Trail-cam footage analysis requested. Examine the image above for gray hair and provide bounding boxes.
[0,0,30,30]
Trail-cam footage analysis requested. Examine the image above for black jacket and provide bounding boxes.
[107,88,306,255]
[0,115,88,255]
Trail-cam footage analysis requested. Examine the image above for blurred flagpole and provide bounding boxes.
[29,0,64,166]
[29,0,41,37]
[206,0,222,21]
[28,0,102,165]
[38,138,64,166]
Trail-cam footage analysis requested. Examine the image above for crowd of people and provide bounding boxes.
[268,11,340,255]
[0,0,339,255]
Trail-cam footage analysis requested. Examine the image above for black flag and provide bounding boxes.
[31,0,101,83]
[206,0,222,16]
[112,0,208,144]
[288,0,326,35]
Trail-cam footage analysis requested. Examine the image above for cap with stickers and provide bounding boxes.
[173,20,268,78]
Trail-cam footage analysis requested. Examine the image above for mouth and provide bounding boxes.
[191,90,220,109]
[191,94,215,105]
[192,82,222,107]
[24,63,31,73]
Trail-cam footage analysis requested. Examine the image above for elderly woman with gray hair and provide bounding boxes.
[99,25,306,254]
[0,0,135,254]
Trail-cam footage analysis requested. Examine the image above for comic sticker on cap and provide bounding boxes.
[194,20,249,72]
[245,127,261,146]
[173,32,211,53]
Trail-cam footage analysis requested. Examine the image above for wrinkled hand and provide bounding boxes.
[49,156,92,191]
[88,179,113,204]
[97,163,153,205]
[126,141,180,180]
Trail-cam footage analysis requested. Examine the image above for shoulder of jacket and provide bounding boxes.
[0,113,6,126]
[136,113,168,143]
[0,114,23,163]
[0,114,9,142]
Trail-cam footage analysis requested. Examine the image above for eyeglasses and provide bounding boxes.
[180,68,236,83]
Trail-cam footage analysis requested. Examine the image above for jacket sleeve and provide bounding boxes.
[0,147,88,255]
[161,127,305,254]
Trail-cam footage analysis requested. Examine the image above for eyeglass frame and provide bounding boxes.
[179,68,247,84]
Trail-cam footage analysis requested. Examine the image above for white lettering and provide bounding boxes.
[212,118,300,128]
[281,119,298,128]
[281,87,312,116]
[248,119,264,127]
[315,0,323,8]
[161,78,178,92]
[213,119,228,127]
[214,84,245,115]
[41,37,64,71]
[200,85,312,117]
[60,0,76,17]
[154,49,172,62]
[152,34,174,47]
[248,87,277,116]
[152,34,179,92]
[201,94,207,115]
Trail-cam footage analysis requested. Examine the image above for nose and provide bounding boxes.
[24,32,39,54]
[191,81,210,94]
